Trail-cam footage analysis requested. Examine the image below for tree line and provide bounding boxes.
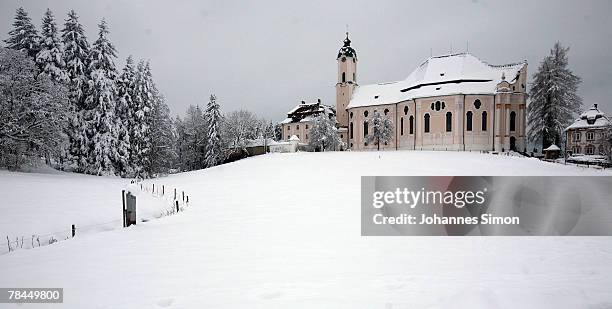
[0,7,282,177]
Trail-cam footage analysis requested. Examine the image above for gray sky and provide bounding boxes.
[2,0,611,121]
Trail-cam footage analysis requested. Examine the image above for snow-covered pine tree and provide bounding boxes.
[115,56,138,176]
[83,19,120,176]
[149,93,177,175]
[528,42,583,151]
[365,110,393,151]
[309,115,341,151]
[129,60,156,177]
[61,9,90,107]
[4,7,40,58]
[61,10,91,171]
[204,94,223,168]
[36,9,68,83]
[182,105,207,170]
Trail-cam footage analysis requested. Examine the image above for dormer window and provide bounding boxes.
[440,72,445,76]
[374,95,379,99]
[436,87,441,90]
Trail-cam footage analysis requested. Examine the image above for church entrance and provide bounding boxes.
[510,136,516,151]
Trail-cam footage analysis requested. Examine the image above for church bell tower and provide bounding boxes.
[336,32,357,128]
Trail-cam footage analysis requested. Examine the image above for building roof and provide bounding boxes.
[281,100,336,124]
[566,104,610,131]
[543,144,561,151]
[347,53,527,108]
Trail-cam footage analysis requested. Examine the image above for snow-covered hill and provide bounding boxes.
[1,151,611,308]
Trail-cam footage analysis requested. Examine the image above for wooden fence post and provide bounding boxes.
[175,200,179,213]
[6,236,10,252]
[152,184,155,193]
[186,196,189,204]
[122,190,126,228]
[174,188,177,200]
[72,224,76,238]
[162,185,165,195]
[182,191,185,202]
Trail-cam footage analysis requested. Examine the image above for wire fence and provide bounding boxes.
[2,180,191,256]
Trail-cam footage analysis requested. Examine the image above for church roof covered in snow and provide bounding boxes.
[566,104,610,131]
[281,99,336,124]
[347,53,526,108]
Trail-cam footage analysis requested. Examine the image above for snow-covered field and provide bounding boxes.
[1,151,611,308]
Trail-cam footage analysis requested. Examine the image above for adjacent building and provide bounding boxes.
[565,104,610,156]
[335,33,528,152]
[280,99,336,143]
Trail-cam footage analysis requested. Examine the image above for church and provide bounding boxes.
[335,34,528,152]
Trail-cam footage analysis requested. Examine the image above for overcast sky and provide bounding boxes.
[2,0,611,121]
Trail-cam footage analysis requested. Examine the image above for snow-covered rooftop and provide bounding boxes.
[544,144,561,151]
[347,53,526,108]
[282,100,336,124]
[566,104,610,131]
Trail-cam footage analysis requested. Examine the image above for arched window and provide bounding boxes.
[353,73,355,82]
[435,101,441,111]
[409,116,414,134]
[350,112,353,119]
[474,99,481,109]
[510,111,516,132]
[349,122,353,139]
[430,103,435,110]
[482,111,488,131]
[363,121,368,137]
[446,112,452,132]
[384,108,389,115]
[404,106,409,115]
[424,114,430,133]
[466,111,473,131]
[342,72,346,83]
[364,110,368,117]
[400,117,404,135]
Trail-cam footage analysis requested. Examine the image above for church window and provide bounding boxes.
[305,125,309,129]
[342,72,346,82]
[466,111,473,131]
[296,125,299,130]
[374,95,379,99]
[384,108,389,115]
[404,106,409,115]
[482,111,488,131]
[424,114,430,133]
[350,112,353,119]
[340,134,343,139]
[400,118,404,135]
[364,121,369,137]
[442,102,446,109]
[409,116,414,134]
[287,125,290,130]
[435,101,441,111]
[341,57,346,62]
[474,99,481,109]
[364,110,368,117]
[510,111,516,132]
[350,122,353,139]
[353,73,356,81]
[446,112,452,132]
[431,103,435,110]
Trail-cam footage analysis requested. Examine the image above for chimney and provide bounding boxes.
[317,98,321,103]
[594,103,598,109]
[301,100,305,104]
